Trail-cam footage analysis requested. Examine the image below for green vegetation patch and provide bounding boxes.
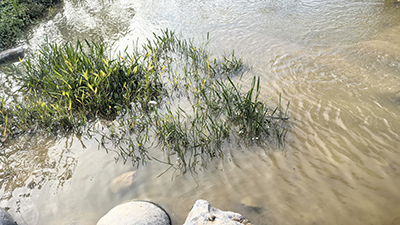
[0,0,59,51]
[1,30,289,171]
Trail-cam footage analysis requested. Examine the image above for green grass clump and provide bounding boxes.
[20,40,163,119]
[1,38,164,135]
[0,0,59,51]
[1,30,289,172]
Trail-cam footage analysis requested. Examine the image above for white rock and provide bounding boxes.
[96,201,170,225]
[183,199,252,225]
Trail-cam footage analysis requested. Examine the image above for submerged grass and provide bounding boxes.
[1,30,289,172]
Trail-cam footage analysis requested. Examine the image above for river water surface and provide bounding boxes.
[1,0,400,224]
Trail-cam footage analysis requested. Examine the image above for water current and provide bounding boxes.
[1,0,400,224]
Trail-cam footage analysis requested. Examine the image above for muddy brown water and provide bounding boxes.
[1,0,400,224]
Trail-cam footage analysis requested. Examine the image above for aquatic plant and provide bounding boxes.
[0,30,289,172]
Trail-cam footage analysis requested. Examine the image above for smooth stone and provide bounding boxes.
[0,47,24,64]
[109,171,137,193]
[0,208,17,225]
[183,199,252,225]
[240,197,261,209]
[96,200,171,225]
[239,197,263,214]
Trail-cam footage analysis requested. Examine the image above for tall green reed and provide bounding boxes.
[1,30,289,172]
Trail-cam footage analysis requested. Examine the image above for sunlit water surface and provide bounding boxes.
[1,0,400,224]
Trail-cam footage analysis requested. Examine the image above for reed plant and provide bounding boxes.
[1,30,289,172]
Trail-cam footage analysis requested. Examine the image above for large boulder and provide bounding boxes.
[183,199,252,225]
[0,208,17,225]
[96,200,171,225]
[0,47,24,64]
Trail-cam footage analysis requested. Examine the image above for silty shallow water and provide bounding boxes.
[1,0,400,224]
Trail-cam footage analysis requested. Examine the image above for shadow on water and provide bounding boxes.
[0,134,80,199]
[0,134,77,224]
